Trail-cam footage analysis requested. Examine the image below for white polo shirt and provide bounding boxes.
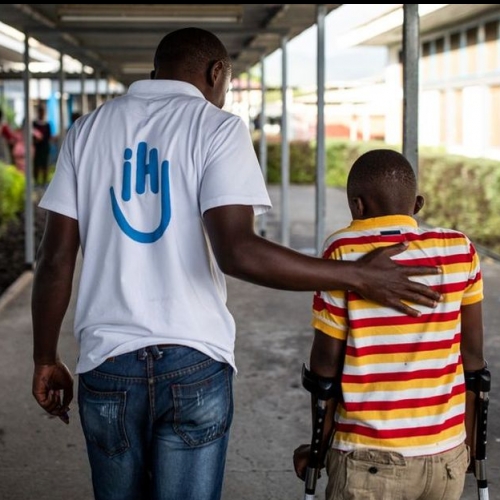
[39,80,272,374]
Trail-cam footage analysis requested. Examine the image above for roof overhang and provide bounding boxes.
[0,4,342,87]
[340,4,500,48]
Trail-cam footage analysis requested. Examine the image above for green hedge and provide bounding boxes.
[2,139,500,255]
[418,153,500,251]
[0,161,25,235]
[253,138,500,254]
[254,138,391,186]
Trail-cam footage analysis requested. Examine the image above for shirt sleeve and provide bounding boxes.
[38,123,78,220]
[311,239,349,340]
[199,115,272,216]
[462,237,483,305]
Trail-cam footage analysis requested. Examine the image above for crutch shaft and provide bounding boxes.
[301,364,339,500]
[471,368,491,500]
[304,466,319,496]
[478,487,489,500]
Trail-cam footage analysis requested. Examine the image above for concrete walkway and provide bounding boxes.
[0,185,498,500]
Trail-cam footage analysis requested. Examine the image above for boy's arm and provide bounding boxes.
[460,301,486,453]
[293,328,345,480]
[310,328,345,455]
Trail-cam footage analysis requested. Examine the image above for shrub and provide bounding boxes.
[419,153,500,253]
[253,137,500,254]
[259,139,316,184]
[254,138,388,186]
[0,162,25,234]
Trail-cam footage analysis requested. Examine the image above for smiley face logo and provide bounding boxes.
[110,142,171,243]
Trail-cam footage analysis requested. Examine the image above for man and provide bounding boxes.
[32,29,441,500]
[293,149,486,500]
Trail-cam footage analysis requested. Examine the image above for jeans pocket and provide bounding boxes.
[78,377,129,457]
[173,364,233,447]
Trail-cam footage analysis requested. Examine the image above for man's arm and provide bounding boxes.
[203,205,442,317]
[460,301,486,452]
[31,211,80,423]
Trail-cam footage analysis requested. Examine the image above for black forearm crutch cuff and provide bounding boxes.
[302,364,341,401]
[464,363,490,393]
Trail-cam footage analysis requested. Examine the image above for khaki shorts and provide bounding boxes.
[325,443,469,500]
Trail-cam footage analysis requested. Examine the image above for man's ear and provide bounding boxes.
[414,195,425,215]
[207,60,224,87]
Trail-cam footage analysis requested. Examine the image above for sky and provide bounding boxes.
[264,4,401,87]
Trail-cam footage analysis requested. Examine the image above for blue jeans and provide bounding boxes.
[78,345,234,500]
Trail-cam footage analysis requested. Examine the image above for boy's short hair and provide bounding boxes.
[347,149,417,211]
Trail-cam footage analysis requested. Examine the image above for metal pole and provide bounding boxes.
[95,69,100,109]
[81,65,88,115]
[246,71,252,131]
[280,35,290,247]
[23,32,34,269]
[402,4,420,176]
[315,5,326,256]
[105,75,110,101]
[258,56,268,238]
[58,51,65,147]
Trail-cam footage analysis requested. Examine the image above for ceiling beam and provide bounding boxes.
[26,26,288,36]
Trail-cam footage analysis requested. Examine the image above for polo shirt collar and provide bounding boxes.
[127,79,205,99]
[349,214,418,232]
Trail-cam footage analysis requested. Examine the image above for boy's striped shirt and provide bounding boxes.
[312,215,483,457]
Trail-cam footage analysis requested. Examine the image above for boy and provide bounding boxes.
[293,149,487,500]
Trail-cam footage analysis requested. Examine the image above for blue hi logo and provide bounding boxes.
[110,142,171,243]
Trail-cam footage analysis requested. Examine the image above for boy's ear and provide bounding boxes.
[414,195,424,215]
[351,196,365,218]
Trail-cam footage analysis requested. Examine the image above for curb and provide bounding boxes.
[0,270,33,314]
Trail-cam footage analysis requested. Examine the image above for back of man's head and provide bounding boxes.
[152,27,231,81]
[347,149,418,217]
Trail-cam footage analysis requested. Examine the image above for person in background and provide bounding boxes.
[0,108,16,164]
[293,149,486,500]
[10,119,42,173]
[31,30,442,500]
[32,104,53,186]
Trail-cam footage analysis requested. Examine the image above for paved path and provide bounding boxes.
[0,185,498,499]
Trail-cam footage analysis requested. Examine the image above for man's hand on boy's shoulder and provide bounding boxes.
[356,242,442,317]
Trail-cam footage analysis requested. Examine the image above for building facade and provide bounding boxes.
[346,4,500,160]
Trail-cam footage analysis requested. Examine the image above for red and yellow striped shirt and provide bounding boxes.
[312,215,483,457]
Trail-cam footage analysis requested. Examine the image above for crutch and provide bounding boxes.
[301,364,339,500]
[473,367,491,500]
